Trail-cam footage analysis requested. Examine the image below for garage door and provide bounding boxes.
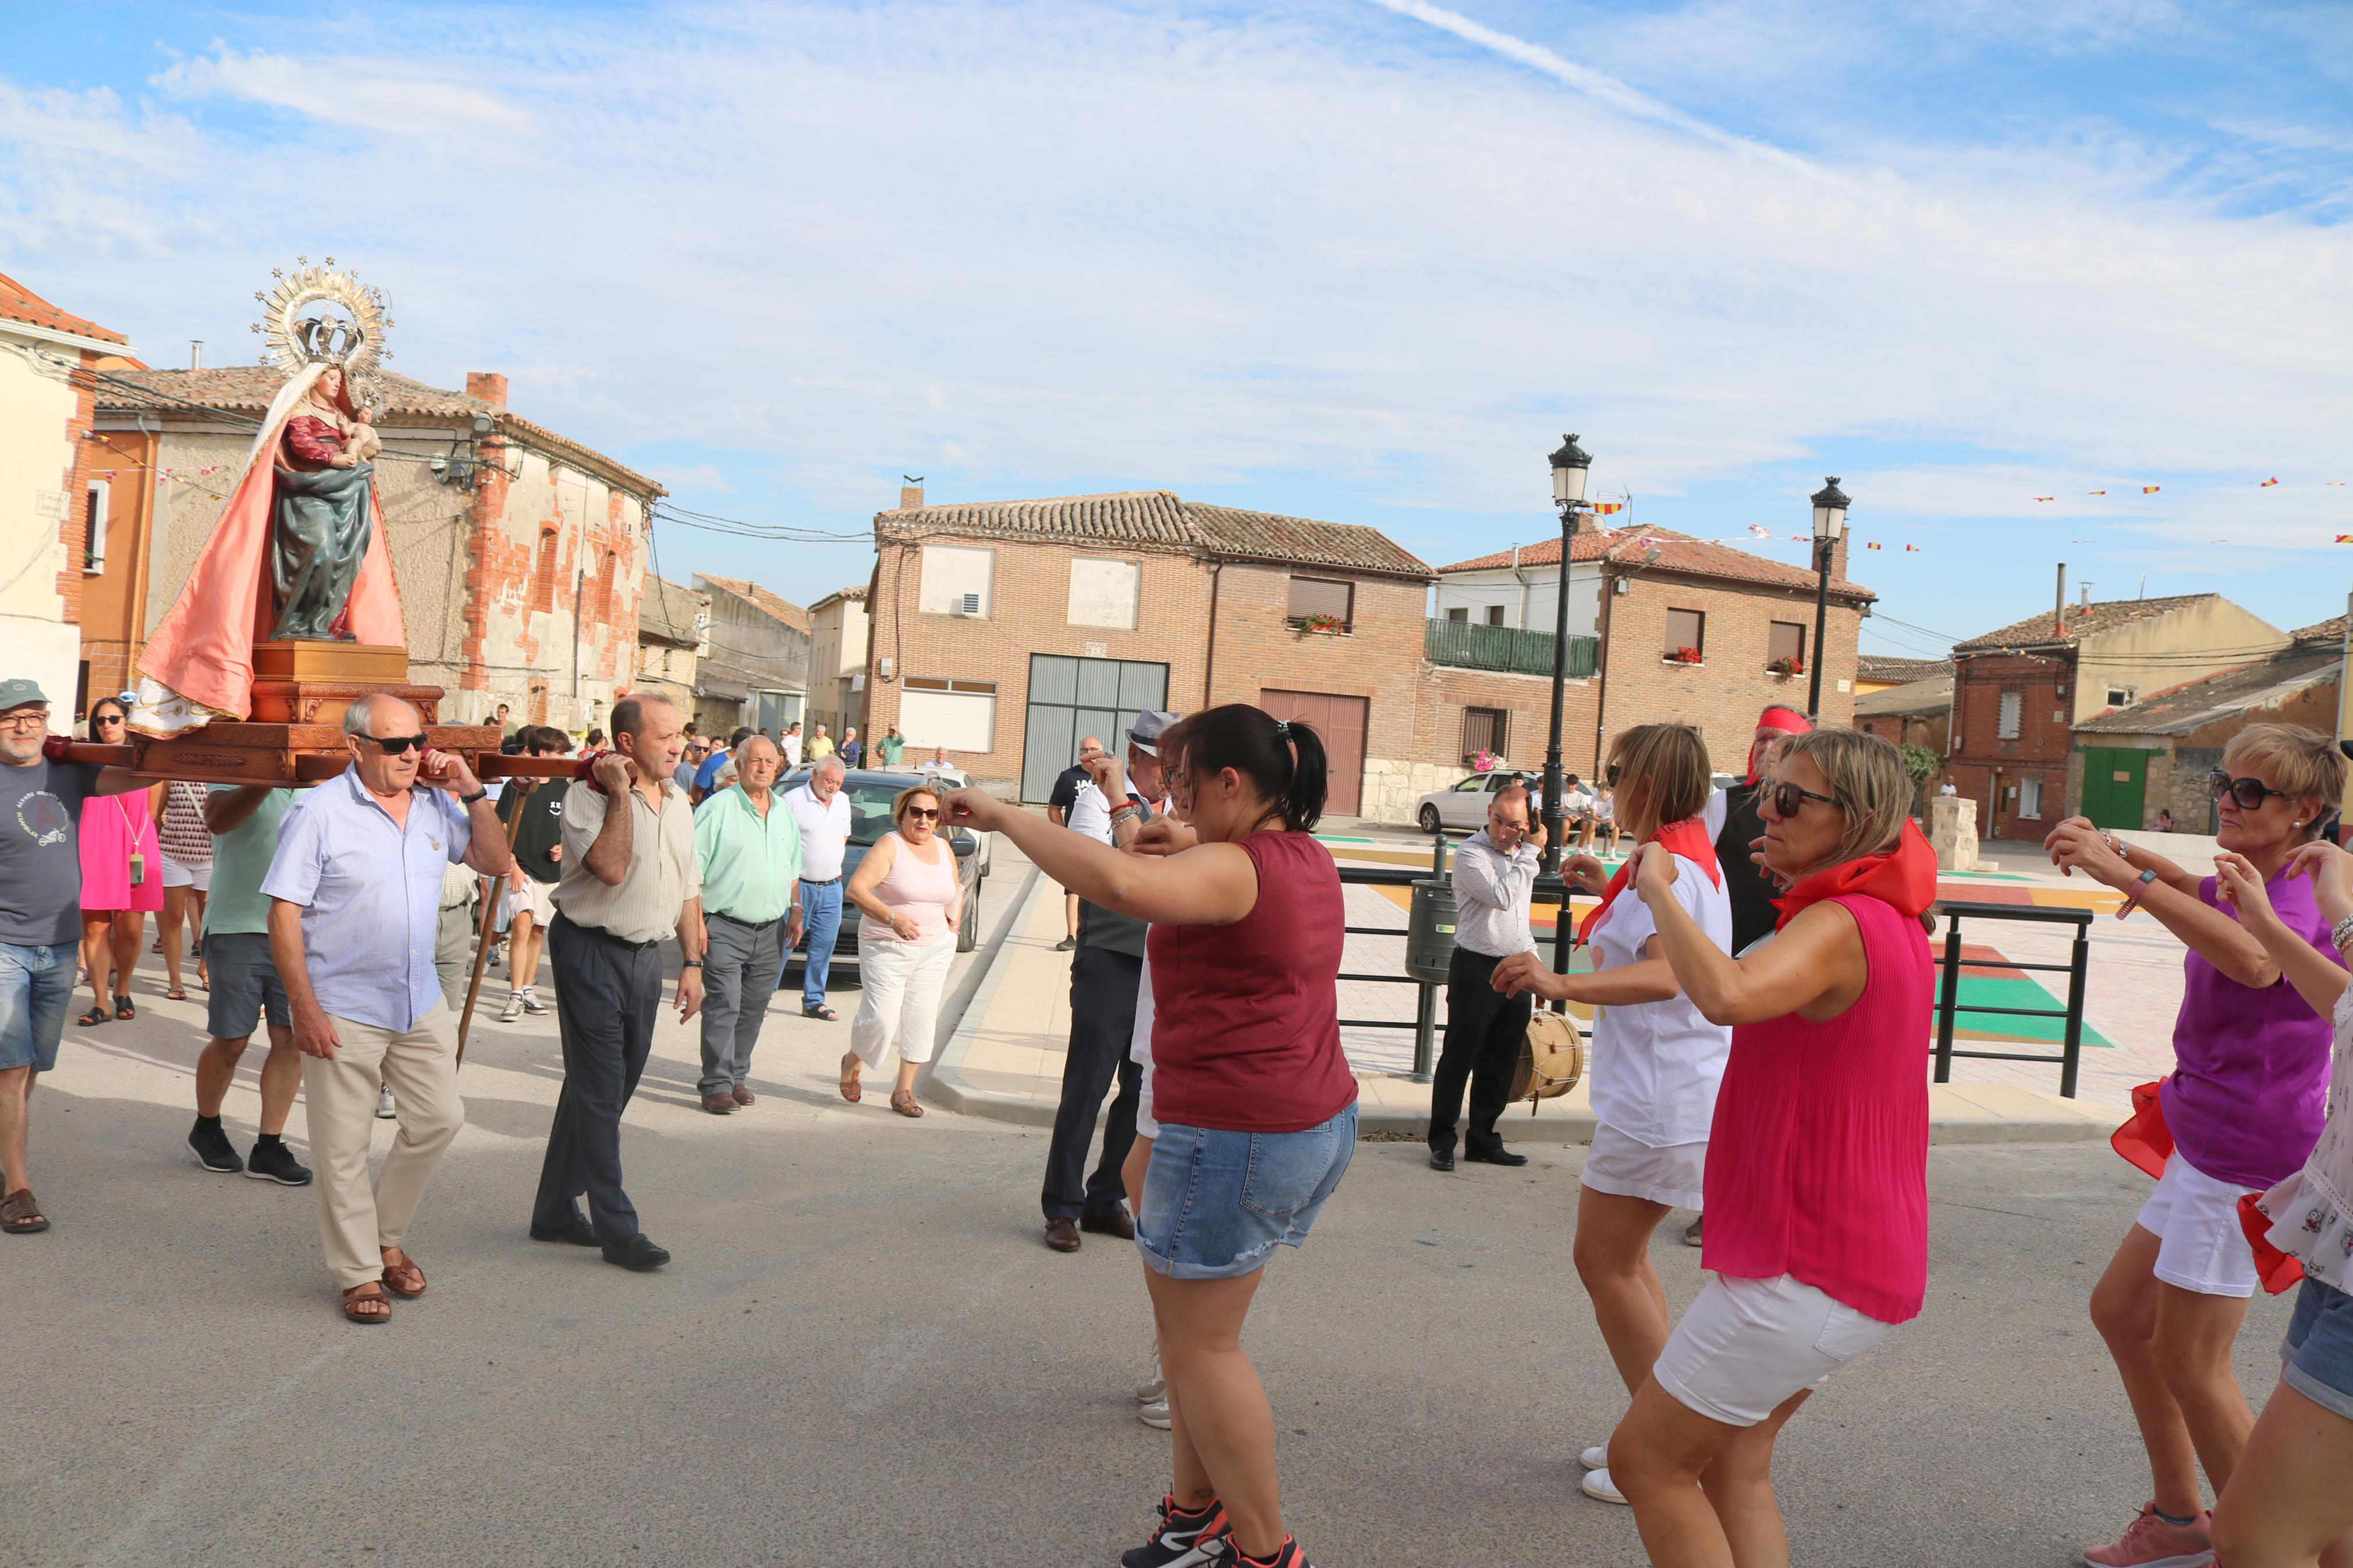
[1021,654,1169,802]
[1259,689,1369,818]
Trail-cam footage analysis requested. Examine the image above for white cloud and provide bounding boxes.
[0,0,2345,540]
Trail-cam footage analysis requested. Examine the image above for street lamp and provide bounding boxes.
[1807,475,1850,718]
[1541,435,1594,877]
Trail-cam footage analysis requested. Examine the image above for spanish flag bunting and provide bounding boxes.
[2034,496,2055,502]
[1904,543,1922,552]
[1592,502,1625,514]
[2338,535,2353,544]
[1865,541,1883,550]
[2088,489,2106,496]
[2260,477,2280,487]
[2331,482,2348,487]
[2142,485,2162,494]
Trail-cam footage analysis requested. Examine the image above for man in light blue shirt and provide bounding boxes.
[691,735,803,1113]
[263,694,510,1323]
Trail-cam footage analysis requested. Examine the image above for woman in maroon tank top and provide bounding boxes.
[944,704,1356,1568]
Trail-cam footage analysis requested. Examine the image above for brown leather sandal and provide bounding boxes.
[889,1089,924,1119]
[838,1053,861,1104]
[379,1249,426,1299]
[1,1187,49,1233]
[342,1282,391,1324]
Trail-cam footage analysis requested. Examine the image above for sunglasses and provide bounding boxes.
[93,713,125,726]
[902,806,940,820]
[2209,770,2290,810]
[357,733,432,756]
[1604,763,1622,786]
[1766,778,1842,818]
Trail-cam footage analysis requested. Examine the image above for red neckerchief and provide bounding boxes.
[1770,817,1937,931]
[1576,817,1722,949]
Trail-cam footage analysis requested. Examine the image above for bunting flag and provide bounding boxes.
[2260,477,2280,487]
[2337,535,2353,544]
[1748,524,1772,538]
[1865,541,1883,550]
[1592,502,1626,514]
[2034,496,2056,502]
[2333,482,2349,487]
[2142,485,2162,494]
[2088,489,2107,496]
[1904,543,1922,552]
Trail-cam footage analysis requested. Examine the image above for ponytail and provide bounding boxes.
[1162,703,1329,833]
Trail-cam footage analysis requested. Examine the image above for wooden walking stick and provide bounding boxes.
[456,777,536,1066]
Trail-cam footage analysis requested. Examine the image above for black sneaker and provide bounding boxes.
[1123,1496,1231,1568]
[189,1118,242,1174]
[1211,1537,1308,1568]
[245,1140,313,1186]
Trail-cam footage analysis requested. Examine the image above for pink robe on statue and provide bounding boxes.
[133,363,404,734]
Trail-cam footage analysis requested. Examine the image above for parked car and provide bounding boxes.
[778,767,991,962]
[1415,770,1543,833]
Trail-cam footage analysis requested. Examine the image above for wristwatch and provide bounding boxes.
[681,959,702,969]
[459,787,489,805]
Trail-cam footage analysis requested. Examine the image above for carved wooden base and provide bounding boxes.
[129,721,500,785]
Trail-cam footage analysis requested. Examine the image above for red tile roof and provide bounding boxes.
[0,272,126,346]
[875,490,1432,580]
[1954,593,2223,652]
[1439,527,1872,603]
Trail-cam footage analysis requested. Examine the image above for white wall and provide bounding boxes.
[0,329,83,706]
[1431,561,1600,637]
[918,544,994,616]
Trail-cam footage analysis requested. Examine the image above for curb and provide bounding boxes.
[924,866,1058,1123]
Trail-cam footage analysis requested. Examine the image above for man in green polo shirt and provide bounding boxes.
[690,735,803,1115]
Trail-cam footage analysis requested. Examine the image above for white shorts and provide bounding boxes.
[1580,1122,1706,1211]
[159,854,212,891]
[2136,1150,2259,1298]
[1654,1273,1895,1427]
[501,877,558,927]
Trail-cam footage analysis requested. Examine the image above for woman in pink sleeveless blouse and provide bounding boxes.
[1604,729,1937,1568]
[840,785,961,1118]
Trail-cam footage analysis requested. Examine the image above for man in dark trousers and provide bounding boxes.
[532,695,704,1272]
[1039,712,1176,1253]
[1428,781,1545,1171]
[1044,735,1106,953]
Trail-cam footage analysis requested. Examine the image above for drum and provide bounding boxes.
[1510,1008,1584,1113]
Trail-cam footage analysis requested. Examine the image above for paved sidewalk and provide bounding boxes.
[927,862,2124,1143]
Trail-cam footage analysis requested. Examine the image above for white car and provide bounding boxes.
[1415,770,1543,833]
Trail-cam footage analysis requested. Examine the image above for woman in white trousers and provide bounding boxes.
[842,785,960,1117]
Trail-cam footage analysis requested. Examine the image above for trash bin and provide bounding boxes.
[1405,877,1457,984]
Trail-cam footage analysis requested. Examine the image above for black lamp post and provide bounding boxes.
[1542,433,1593,876]
[1806,476,1850,719]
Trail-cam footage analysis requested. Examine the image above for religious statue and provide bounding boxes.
[134,262,407,738]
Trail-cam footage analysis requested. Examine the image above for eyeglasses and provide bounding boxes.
[356,733,431,756]
[0,710,48,730]
[2210,770,2290,810]
[902,806,940,821]
[1766,778,1843,818]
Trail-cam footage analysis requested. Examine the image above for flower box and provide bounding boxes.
[1766,656,1804,678]
[1665,646,1704,666]
[1288,614,1348,635]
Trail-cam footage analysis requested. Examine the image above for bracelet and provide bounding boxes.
[681,958,702,969]
[2114,866,2158,919]
[459,787,488,805]
[2332,913,2353,954]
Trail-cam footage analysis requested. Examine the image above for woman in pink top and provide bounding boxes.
[945,704,1353,1568]
[841,785,960,1118]
[76,696,164,1027]
[1606,729,1937,1568]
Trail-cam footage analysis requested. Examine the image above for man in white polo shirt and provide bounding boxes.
[782,755,852,1022]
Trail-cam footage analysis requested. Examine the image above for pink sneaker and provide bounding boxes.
[2082,1502,2214,1567]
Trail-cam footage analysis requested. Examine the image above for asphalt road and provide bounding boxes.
[10,911,2297,1566]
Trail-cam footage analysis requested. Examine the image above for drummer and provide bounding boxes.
[1492,722,1734,1507]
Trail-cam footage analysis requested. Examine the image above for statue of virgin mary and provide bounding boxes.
[133,265,406,739]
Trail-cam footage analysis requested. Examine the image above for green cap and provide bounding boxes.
[0,678,51,714]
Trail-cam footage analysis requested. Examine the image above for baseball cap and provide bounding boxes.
[0,678,51,713]
[1128,710,1180,756]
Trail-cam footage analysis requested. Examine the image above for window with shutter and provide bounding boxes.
[1997,690,2022,739]
[1663,608,1705,660]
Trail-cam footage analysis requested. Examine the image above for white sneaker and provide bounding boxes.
[1580,1445,1610,1471]
[1135,1350,1165,1404]
[375,1085,396,1119]
[520,990,551,1016]
[1581,1467,1628,1505]
[1139,1398,1172,1431]
[499,993,524,1022]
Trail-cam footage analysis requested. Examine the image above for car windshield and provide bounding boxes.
[842,778,929,846]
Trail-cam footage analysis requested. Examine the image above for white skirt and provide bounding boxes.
[1579,1121,1706,1211]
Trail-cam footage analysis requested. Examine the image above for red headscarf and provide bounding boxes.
[1748,707,1813,784]
[1577,817,1723,948]
[1771,817,1938,931]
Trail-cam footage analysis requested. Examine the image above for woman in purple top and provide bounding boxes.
[2046,723,2347,1568]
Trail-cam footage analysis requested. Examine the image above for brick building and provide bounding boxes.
[691,574,811,739]
[0,273,126,714]
[1857,655,1951,696]
[2070,616,2344,833]
[1431,526,1874,788]
[1947,593,2286,838]
[90,366,663,735]
[1852,675,1951,755]
[631,573,709,714]
[863,486,1433,813]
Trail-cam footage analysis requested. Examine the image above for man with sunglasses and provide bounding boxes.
[0,679,145,1235]
[261,694,510,1321]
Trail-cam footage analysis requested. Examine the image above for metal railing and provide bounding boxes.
[1336,835,1584,1081]
[1929,899,2093,1098]
[1425,617,1599,679]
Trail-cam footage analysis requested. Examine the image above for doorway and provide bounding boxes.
[1258,689,1369,818]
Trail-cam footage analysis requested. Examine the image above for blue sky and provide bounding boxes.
[6,0,2351,660]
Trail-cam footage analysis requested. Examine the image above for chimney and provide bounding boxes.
[900,475,925,511]
[466,372,509,408]
[2054,563,2068,640]
[2080,582,2093,609]
[189,340,202,371]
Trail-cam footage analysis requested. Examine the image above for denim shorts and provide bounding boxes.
[2281,1274,2353,1421]
[204,931,289,1043]
[1136,1104,1357,1280]
[0,941,77,1073]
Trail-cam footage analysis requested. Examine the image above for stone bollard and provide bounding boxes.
[1930,796,1979,872]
